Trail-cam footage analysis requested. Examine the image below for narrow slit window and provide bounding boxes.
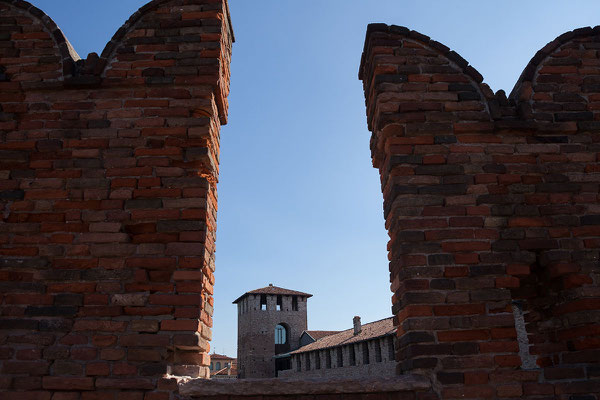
[363,342,370,365]
[292,295,298,311]
[349,345,356,366]
[326,350,332,369]
[260,294,267,311]
[337,347,343,367]
[388,336,395,361]
[305,353,311,370]
[375,339,382,362]
[276,295,282,311]
[296,356,301,372]
[315,351,321,369]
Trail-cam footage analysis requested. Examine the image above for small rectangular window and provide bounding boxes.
[326,350,332,369]
[315,351,321,370]
[375,339,382,362]
[349,345,356,366]
[276,295,282,311]
[305,353,311,370]
[260,294,267,311]
[292,296,298,311]
[296,357,301,372]
[337,347,343,367]
[363,342,370,365]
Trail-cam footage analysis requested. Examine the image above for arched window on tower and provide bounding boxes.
[275,324,287,344]
[275,323,290,356]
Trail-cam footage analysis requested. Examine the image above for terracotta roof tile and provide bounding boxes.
[304,330,341,341]
[210,353,235,360]
[233,284,312,303]
[290,317,395,354]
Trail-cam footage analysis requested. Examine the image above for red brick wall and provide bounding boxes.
[360,24,600,398]
[3,1,600,399]
[0,0,232,398]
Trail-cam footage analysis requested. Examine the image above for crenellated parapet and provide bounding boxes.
[360,23,600,398]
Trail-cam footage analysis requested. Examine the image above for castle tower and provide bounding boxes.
[233,284,312,378]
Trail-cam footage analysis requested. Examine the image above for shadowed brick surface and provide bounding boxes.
[359,23,600,399]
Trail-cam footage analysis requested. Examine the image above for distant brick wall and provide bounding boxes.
[236,294,308,378]
[360,24,600,398]
[0,0,232,398]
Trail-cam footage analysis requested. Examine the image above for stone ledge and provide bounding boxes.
[177,375,431,397]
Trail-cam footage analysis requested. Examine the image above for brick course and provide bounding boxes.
[0,0,232,397]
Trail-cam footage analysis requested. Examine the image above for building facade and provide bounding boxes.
[278,317,396,379]
[209,353,237,379]
[233,284,312,378]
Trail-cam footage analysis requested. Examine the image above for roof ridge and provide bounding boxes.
[290,317,396,354]
[210,353,234,359]
[232,284,312,304]
[362,316,395,325]
[326,316,394,334]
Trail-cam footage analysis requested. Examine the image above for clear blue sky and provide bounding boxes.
[33,0,600,357]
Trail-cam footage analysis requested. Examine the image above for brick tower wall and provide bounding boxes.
[360,24,600,398]
[236,294,308,378]
[0,0,232,398]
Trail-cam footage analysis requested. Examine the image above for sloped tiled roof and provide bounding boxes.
[233,284,312,304]
[210,353,235,360]
[304,330,341,341]
[290,317,395,354]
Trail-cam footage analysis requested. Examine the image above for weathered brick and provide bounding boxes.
[95,378,155,390]
[42,376,94,390]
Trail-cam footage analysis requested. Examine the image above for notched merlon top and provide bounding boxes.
[359,22,600,107]
[3,0,81,63]
[509,25,600,99]
[359,23,486,91]
[1,0,234,88]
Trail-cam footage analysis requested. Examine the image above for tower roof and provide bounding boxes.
[232,284,312,304]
